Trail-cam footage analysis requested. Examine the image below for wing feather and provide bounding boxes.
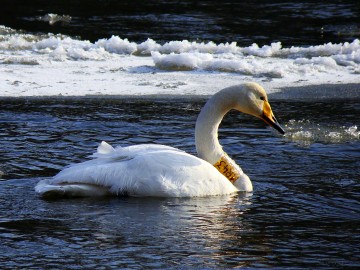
[36,142,238,197]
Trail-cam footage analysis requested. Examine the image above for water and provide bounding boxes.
[0,97,359,268]
[1,0,359,46]
[1,0,360,268]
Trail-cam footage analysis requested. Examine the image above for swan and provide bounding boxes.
[35,82,285,198]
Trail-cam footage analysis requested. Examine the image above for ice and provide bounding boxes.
[158,40,238,54]
[241,42,282,57]
[294,56,339,69]
[152,51,288,77]
[95,36,137,55]
[0,25,359,97]
[152,52,213,70]
[136,38,161,55]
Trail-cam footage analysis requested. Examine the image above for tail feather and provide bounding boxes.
[97,141,115,155]
[35,180,111,198]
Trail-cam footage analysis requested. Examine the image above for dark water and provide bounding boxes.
[1,0,359,46]
[0,97,359,268]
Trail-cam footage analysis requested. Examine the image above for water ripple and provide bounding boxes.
[0,98,359,268]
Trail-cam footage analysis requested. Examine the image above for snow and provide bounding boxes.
[0,25,359,98]
[95,36,137,55]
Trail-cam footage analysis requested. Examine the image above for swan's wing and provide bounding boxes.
[36,142,237,197]
[91,141,184,159]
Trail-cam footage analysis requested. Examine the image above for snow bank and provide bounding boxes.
[0,25,359,97]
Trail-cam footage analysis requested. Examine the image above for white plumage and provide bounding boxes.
[35,82,284,198]
[36,142,238,197]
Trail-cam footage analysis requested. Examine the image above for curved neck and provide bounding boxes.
[195,89,238,164]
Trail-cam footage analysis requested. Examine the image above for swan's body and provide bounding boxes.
[36,143,241,197]
[36,82,284,198]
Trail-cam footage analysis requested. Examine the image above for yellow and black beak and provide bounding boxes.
[261,100,285,135]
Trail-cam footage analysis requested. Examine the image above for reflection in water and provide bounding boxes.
[0,97,359,268]
[0,180,257,268]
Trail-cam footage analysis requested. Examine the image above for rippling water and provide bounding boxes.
[1,0,359,268]
[1,0,359,46]
[0,96,359,268]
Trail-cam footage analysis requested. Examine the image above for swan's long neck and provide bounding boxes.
[195,87,243,161]
[195,88,245,183]
[195,90,235,164]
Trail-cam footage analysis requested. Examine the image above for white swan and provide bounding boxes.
[35,82,284,198]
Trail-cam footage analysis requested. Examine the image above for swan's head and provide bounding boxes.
[234,82,285,135]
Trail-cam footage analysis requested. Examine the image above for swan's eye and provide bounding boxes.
[260,96,265,101]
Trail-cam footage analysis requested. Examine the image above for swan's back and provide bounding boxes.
[36,142,238,198]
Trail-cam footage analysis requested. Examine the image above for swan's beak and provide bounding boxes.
[261,100,285,135]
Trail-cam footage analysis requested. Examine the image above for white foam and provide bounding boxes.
[285,120,360,145]
[0,25,359,97]
[37,13,72,25]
